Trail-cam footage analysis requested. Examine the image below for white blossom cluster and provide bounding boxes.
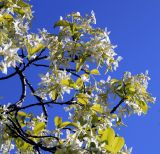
[0,41,22,74]
[0,0,33,74]
[47,12,122,72]
[36,70,72,100]
[123,71,155,116]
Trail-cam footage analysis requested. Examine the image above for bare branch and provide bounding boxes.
[110,98,125,114]
[25,77,48,120]
[15,67,27,106]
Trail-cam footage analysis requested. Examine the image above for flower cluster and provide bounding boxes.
[36,70,72,100]
[0,41,22,74]
[48,12,121,72]
[0,0,33,74]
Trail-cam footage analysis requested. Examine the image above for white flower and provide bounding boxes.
[81,75,89,82]
[107,76,111,82]
[0,62,7,74]
[37,113,47,122]
[60,16,63,20]
[0,41,22,74]
[91,10,96,24]
[76,12,81,16]
[122,144,133,154]
[152,97,156,102]
[62,86,71,94]
[100,80,105,84]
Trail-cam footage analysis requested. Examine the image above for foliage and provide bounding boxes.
[0,0,155,153]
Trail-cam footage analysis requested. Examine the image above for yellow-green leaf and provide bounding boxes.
[3,13,13,20]
[101,128,115,145]
[75,78,83,89]
[76,57,85,72]
[27,44,45,57]
[18,111,27,117]
[90,69,100,75]
[59,121,71,128]
[91,104,103,114]
[33,122,45,134]
[59,122,79,129]
[112,137,125,152]
[69,122,79,128]
[21,142,30,151]
[76,93,89,105]
[54,20,70,28]
[61,79,76,89]
[111,79,119,84]
[104,145,115,153]
[54,116,62,127]
[137,100,148,114]
[51,89,57,100]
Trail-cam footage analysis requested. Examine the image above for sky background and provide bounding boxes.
[1,0,160,154]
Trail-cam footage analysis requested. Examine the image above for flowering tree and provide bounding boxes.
[0,0,155,153]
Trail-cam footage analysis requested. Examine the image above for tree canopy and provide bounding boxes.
[0,0,155,153]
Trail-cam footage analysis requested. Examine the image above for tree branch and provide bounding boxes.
[8,98,75,113]
[110,98,125,114]
[15,67,27,106]
[25,77,48,120]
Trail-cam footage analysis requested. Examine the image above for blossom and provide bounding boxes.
[91,10,96,24]
[37,113,47,122]
[0,41,22,74]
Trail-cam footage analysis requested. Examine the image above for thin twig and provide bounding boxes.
[25,77,48,120]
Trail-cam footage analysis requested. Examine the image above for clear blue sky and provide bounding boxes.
[2,1,160,153]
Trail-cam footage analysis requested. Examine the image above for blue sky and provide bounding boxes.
[29,0,160,153]
[1,0,160,153]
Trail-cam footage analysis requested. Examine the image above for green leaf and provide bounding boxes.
[59,121,79,129]
[61,79,77,89]
[27,44,45,58]
[54,116,62,127]
[54,20,70,28]
[69,122,79,128]
[59,121,71,128]
[137,100,148,114]
[101,128,115,145]
[90,69,100,75]
[21,142,30,151]
[13,1,31,15]
[91,104,103,114]
[128,87,136,93]
[100,128,125,153]
[75,78,83,89]
[76,93,89,105]
[112,137,125,152]
[33,122,45,134]
[110,79,119,85]
[3,13,13,20]
[76,57,86,72]
[18,111,27,117]
[105,137,124,153]
[51,89,57,100]
[104,145,115,153]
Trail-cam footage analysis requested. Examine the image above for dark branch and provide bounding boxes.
[33,63,49,67]
[25,77,48,120]
[110,98,125,114]
[15,67,27,106]
[8,98,75,113]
